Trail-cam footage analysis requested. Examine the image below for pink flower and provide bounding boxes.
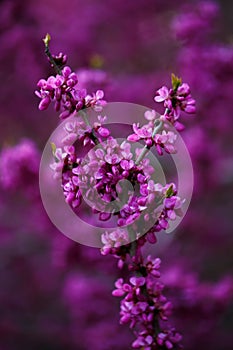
[97,126,110,137]
[101,228,129,255]
[154,86,170,102]
[132,332,153,349]
[112,278,132,297]
[154,78,196,130]
[144,109,156,121]
[130,276,146,288]
[85,90,106,111]
[145,256,161,277]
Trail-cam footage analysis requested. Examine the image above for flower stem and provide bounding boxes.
[43,34,62,75]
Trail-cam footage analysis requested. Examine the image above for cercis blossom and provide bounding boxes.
[154,76,196,131]
[36,38,196,350]
[35,65,106,119]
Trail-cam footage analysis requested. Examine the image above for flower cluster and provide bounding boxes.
[154,75,196,131]
[35,37,196,350]
[112,257,182,349]
[100,182,183,252]
[35,65,106,119]
[52,108,183,253]
[128,113,177,156]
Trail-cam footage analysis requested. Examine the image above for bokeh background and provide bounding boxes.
[0,0,233,349]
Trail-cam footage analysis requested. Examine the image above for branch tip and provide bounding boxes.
[43,33,51,47]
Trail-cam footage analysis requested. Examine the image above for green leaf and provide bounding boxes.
[50,142,59,162]
[51,142,56,155]
[171,73,182,91]
[166,184,174,198]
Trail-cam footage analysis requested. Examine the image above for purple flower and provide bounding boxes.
[112,278,132,297]
[154,76,196,129]
[154,86,170,102]
[101,228,129,255]
[36,65,106,119]
[144,109,157,121]
[157,329,182,349]
[132,332,153,349]
[85,89,106,112]
[130,276,146,288]
[97,126,110,137]
[145,256,161,277]
[154,130,177,155]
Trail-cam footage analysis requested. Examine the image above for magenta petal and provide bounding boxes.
[99,212,111,221]
[38,96,50,110]
[156,144,163,155]
[96,90,104,99]
[154,95,165,102]
[147,231,157,244]
[62,66,72,77]
[59,110,71,119]
[120,314,131,324]
[130,276,145,286]
[98,126,110,137]
[174,121,185,131]
[112,289,125,297]
[127,134,140,142]
[185,105,196,113]
[165,144,176,154]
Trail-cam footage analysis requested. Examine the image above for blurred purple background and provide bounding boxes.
[0,1,232,349]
